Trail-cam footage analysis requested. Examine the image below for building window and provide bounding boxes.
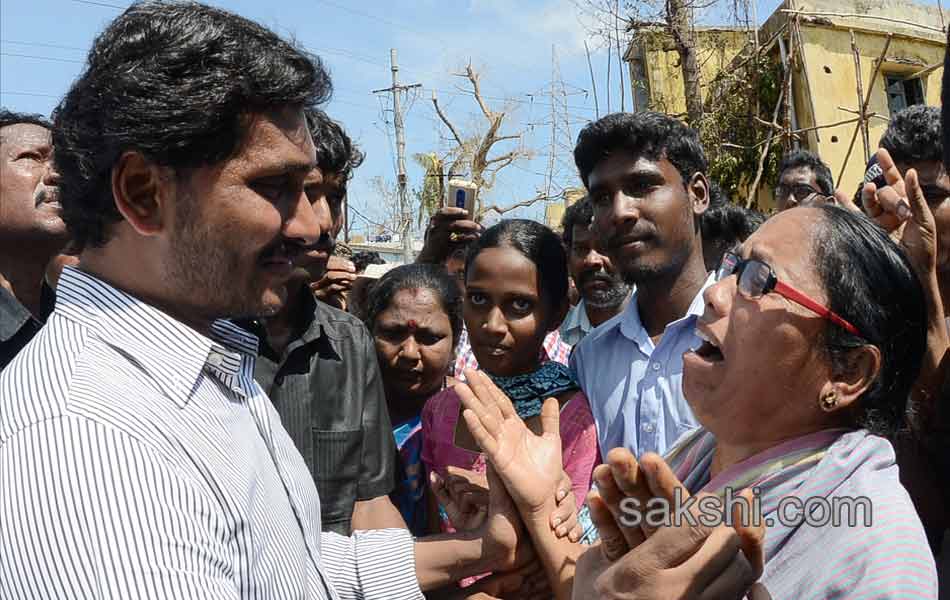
[885,75,925,114]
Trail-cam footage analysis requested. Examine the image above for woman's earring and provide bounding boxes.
[819,391,838,411]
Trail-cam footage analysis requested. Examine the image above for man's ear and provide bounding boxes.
[111,151,174,237]
[688,172,710,216]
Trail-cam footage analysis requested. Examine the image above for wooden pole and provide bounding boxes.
[584,39,600,118]
[782,25,797,148]
[835,34,893,189]
[791,15,821,143]
[747,84,786,208]
[850,30,870,163]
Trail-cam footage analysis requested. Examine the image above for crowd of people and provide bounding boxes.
[0,1,948,598]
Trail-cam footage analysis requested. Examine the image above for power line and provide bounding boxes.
[313,0,435,41]
[423,86,596,114]
[0,52,84,64]
[71,0,125,9]
[2,36,388,71]
[1,39,87,52]
[0,90,61,99]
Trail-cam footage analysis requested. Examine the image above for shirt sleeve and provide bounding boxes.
[320,529,423,599]
[0,415,239,600]
[355,326,397,501]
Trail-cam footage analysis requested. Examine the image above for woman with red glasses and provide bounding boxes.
[453,204,937,599]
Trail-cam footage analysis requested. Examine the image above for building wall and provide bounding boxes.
[629,0,946,207]
[796,25,945,195]
[631,28,750,116]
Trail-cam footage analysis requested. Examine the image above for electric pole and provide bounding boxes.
[373,49,421,263]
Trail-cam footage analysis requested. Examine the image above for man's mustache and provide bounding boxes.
[578,270,620,287]
[302,234,335,254]
[33,185,60,207]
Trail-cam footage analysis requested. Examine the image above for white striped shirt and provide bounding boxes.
[0,267,423,599]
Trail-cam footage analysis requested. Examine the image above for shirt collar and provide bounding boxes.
[561,300,592,337]
[0,285,33,342]
[243,287,336,361]
[55,266,260,407]
[619,273,715,344]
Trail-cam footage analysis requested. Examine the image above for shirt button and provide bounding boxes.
[651,362,661,371]
[208,354,223,367]
[642,423,655,433]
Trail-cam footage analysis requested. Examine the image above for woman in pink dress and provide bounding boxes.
[422,219,600,535]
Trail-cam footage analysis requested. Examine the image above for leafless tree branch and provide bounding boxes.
[431,92,464,147]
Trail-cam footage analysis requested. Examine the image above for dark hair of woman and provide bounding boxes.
[463,219,569,316]
[813,204,927,436]
[364,263,463,348]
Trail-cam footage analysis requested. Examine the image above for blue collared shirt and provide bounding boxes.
[559,299,593,348]
[570,274,713,458]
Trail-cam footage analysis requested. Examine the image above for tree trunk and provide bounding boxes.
[667,0,703,124]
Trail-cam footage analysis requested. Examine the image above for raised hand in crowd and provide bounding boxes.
[457,368,769,600]
[416,206,483,265]
[576,448,766,600]
[415,461,534,591]
[862,147,940,278]
[433,465,584,541]
[310,255,357,310]
[860,147,949,422]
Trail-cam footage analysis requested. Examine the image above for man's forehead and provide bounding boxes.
[589,151,671,185]
[238,108,316,169]
[779,166,816,184]
[0,123,52,148]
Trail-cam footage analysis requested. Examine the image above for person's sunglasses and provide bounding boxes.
[716,252,862,338]
[775,183,829,206]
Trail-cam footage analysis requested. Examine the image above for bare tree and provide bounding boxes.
[666,0,704,123]
[430,63,557,220]
[574,0,725,124]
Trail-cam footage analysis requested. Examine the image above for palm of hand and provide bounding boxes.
[489,415,562,513]
[896,210,938,274]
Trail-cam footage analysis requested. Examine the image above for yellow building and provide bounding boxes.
[544,187,587,232]
[626,0,947,207]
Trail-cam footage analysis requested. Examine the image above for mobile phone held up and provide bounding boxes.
[447,179,477,219]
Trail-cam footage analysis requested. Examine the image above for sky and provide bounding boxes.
[0,0,793,238]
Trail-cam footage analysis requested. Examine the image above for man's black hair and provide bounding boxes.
[943,32,950,169]
[777,149,834,196]
[53,0,332,250]
[573,111,707,189]
[700,202,765,272]
[880,105,942,165]
[0,109,52,137]
[305,108,364,183]
[560,197,593,248]
[707,181,729,211]
[352,251,385,274]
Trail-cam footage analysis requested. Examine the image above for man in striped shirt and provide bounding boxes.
[0,3,526,598]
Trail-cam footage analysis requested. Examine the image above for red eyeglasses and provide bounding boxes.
[716,252,863,338]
